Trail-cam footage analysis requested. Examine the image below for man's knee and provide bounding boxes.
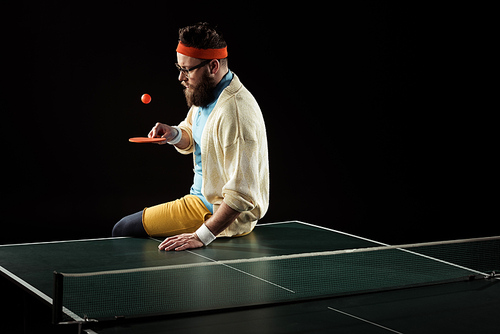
[112,211,147,237]
[111,219,124,237]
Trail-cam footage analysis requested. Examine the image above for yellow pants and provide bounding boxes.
[142,195,212,237]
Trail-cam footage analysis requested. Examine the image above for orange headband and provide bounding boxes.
[176,41,228,59]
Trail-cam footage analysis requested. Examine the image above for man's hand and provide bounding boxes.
[148,122,176,145]
[157,202,241,251]
[158,233,204,251]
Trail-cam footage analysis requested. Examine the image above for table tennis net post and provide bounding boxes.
[52,272,63,324]
[52,235,500,324]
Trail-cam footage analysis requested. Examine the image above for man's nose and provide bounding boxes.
[178,71,187,81]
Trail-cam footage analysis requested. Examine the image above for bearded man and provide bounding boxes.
[112,23,270,251]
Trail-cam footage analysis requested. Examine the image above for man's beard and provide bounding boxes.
[183,70,216,108]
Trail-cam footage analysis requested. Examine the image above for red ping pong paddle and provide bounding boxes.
[129,137,167,143]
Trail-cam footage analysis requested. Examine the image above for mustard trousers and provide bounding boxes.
[142,195,212,237]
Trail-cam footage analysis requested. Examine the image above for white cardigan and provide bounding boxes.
[175,73,270,237]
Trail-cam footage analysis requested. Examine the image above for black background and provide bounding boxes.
[3,2,496,245]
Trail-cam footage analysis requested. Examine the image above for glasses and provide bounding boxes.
[175,59,212,78]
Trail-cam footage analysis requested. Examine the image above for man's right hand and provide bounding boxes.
[148,122,175,145]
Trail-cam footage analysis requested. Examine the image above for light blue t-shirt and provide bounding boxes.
[190,70,234,213]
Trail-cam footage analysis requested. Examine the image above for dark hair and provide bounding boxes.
[179,22,228,62]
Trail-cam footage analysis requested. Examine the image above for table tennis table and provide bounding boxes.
[1,221,499,333]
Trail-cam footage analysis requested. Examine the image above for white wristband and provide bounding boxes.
[167,126,182,145]
[196,224,216,246]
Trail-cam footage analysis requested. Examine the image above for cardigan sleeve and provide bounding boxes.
[221,139,261,213]
[219,105,267,213]
[174,107,195,155]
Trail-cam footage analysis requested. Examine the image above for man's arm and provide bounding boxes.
[157,202,240,251]
[204,202,241,236]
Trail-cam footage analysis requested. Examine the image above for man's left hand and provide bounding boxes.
[158,233,204,251]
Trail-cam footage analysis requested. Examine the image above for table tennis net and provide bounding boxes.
[54,235,499,322]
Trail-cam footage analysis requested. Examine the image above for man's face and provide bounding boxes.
[177,53,216,108]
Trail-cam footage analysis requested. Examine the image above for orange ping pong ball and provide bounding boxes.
[141,94,151,104]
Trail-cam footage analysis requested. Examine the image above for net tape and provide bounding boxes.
[57,235,500,321]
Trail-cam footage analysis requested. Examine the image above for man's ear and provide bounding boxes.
[209,59,220,75]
